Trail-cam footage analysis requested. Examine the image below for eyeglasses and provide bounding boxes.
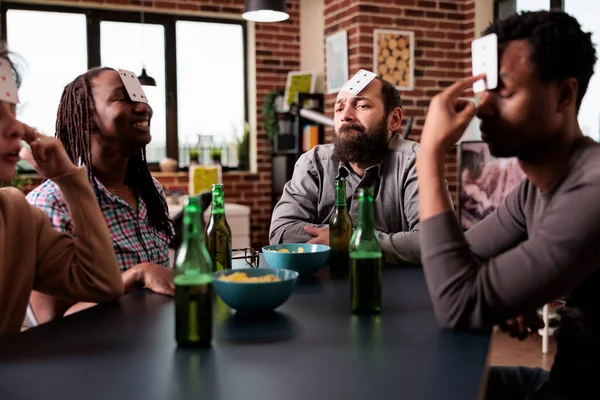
[232,247,260,268]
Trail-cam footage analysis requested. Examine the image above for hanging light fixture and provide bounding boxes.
[242,0,289,23]
[137,6,156,87]
[137,68,156,86]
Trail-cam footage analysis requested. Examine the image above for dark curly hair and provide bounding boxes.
[484,10,597,110]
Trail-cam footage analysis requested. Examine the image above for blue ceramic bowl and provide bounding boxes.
[212,268,298,312]
[262,243,330,277]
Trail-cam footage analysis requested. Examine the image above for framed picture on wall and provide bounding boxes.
[325,30,349,94]
[282,71,316,111]
[373,29,415,91]
[458,141,526,231]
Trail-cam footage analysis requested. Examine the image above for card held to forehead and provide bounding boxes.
[340,69,377,95]
[118,69,148,104]
[471,33,498,93]
[0,58,19,104]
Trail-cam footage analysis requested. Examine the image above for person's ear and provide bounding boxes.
[388,107,403,133]
[556,77,578,114]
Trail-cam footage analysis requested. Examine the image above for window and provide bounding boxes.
[564,0,600,141]
[1,3,248,169]
[101,21,167,163]
[515,0,550,12]
[176,21,245,167]
[495,0,555,19]
[5,9,87,169]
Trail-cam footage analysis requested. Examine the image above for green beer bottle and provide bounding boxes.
[349,188,382,315]
[174,196,214,347]
[205,184,232,271]
[329,179,352,278]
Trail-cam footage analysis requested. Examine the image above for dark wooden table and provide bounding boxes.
[0,263,491,400]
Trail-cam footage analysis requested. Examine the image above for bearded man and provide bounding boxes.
[269,75,434,265]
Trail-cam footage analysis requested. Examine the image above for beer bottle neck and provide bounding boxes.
[211,193,225,215]
[334,182,347,209]
[356,195,376,231]
[183,209,204,243]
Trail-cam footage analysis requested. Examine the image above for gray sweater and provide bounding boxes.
[421,137,600,395]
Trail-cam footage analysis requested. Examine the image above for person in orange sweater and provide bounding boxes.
[0,49,123,336]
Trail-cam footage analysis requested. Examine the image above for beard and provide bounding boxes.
[333,117,390,164]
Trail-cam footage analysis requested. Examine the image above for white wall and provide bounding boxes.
[300,0,325,93]
[475,0,495,38]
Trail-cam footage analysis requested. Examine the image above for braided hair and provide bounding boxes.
[55,67,173,241]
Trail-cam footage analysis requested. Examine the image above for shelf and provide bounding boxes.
[272,150,299,156]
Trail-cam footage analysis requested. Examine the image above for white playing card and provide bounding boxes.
[471,33,498,93]
[340,69,377,95]
[118,69,148,104]
[0,58,19,104]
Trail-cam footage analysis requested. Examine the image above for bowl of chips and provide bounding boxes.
[262,243,330,277]
[212,268,299,312]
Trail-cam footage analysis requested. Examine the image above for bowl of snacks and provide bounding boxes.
[262,243,330,277]
[212,268,299,312]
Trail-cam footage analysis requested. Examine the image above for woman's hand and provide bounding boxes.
[19,125,77,179]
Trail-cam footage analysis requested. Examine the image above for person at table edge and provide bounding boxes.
[417,10,599,400]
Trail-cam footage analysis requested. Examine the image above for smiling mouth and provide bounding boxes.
[132,121,150,129]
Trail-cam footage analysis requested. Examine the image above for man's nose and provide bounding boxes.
[340,109,355,122]
[476,91,498,119]
[134,102,152,116]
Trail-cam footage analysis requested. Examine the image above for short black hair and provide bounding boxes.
[376,76,402,115]
[484,10,597,110]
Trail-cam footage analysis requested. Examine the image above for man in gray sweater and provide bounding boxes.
[269,76,425,265]
[417,11,598,400]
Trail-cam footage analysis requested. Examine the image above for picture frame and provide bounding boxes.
[373,29,415,91]
[282,71,315,111]
[457,141,526,231]
[325,30,349,94]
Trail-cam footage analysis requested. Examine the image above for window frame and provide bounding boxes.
[494,0,564,19]
[1,2,249,169]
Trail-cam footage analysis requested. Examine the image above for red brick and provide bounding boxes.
[426,31,446,39]
[417,0,436,8]
[177,3,199,11]
[439,1,458,10]
[438,21,460,30]
[425,50,444,58]
[404,9,424,17]
[199,5,219,12]
[437,41,457,49]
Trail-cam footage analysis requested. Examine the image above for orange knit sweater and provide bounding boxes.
[0,167,123,336]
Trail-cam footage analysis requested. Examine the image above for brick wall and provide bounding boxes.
[21,0,301,248]
[323,0,476,204]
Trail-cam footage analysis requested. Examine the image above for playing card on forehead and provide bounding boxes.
[118,69,148,104]
[340,69,377,95]
[0,58,19,104]
[471,33,498,93]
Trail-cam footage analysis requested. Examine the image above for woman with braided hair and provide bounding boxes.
[27,67,174,323]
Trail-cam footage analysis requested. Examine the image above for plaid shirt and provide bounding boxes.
[26,176,172,272]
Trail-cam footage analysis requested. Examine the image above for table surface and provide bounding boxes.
[0,263,491,400]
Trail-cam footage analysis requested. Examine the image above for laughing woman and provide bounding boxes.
[27,67,174,323]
